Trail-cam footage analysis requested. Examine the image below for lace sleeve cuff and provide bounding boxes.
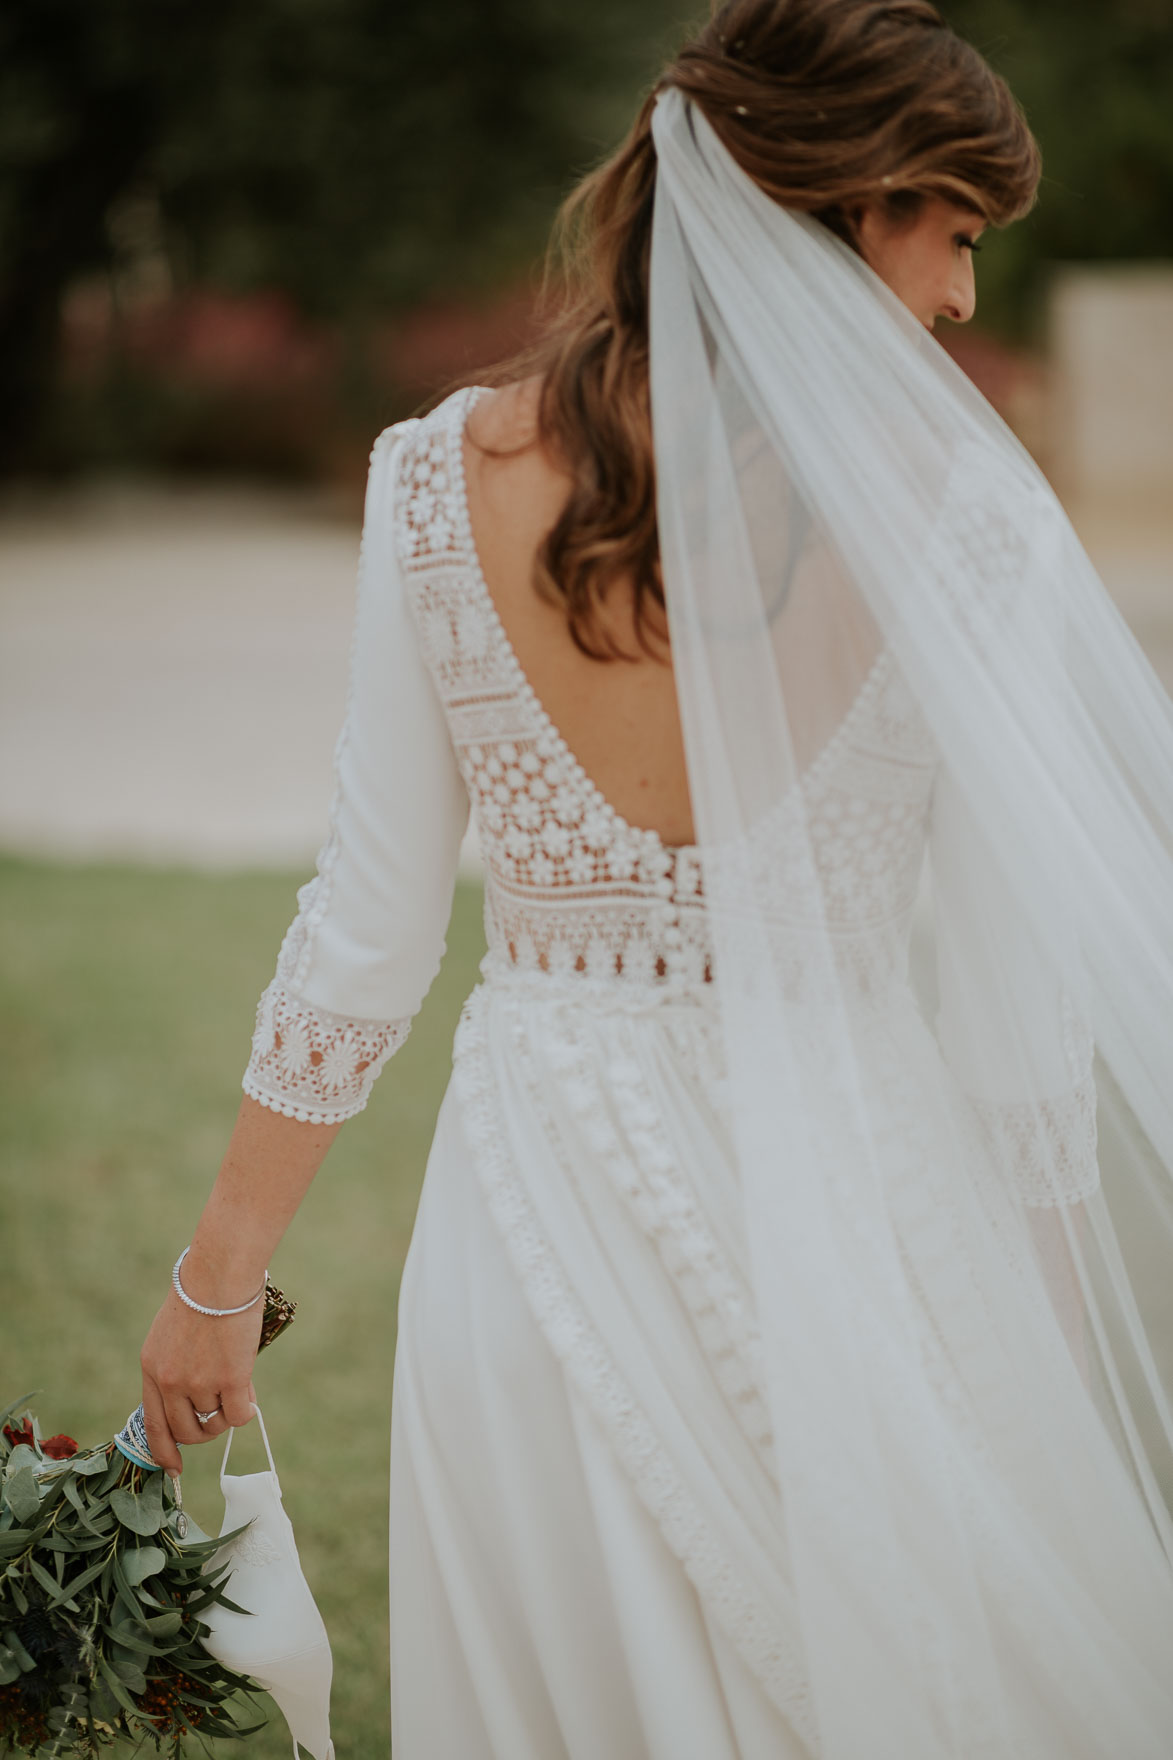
[965,1069,1100,1208]
[242,977,411,1125]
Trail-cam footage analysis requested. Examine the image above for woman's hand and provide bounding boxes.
[140,1287,263,1475]
[137,1096,342,1474]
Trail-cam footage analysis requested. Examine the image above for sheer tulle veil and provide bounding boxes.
[647,85,1173,1757]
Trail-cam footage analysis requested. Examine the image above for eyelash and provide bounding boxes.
[957,235,983,254]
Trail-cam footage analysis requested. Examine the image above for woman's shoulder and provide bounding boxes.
[466,374,543,444]
[382,375,551,472]
[463,375,574,528]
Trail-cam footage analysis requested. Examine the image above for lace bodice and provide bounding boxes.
[394,384,939,1009]
[240,384,1099,1209]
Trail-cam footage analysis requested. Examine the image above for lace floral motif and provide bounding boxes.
[243,979,409,1125]
[243,880,410,1122]
[226,1527,285,1569]
[450,986,817,1746]
[396,386,941,1008]
[533,1004,776,1468]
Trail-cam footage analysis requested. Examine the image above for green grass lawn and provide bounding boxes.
[0,855,487,1760]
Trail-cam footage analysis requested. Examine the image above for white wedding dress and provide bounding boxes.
[240,385,1168,1758]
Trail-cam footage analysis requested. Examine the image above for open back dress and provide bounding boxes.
[240,386,1116,1760]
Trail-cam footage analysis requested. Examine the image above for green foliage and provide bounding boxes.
[0,1414,261,1756]
[2,0,1170,451]
[0,0,690,469]
[140,0,688,316]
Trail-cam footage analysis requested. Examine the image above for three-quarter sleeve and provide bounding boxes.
[928,760,1099,1208]
[242,422,470,1124]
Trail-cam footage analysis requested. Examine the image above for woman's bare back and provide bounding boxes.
[462,376,697,850]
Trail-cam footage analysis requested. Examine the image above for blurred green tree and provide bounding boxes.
[1,0,1170,472]
[942,0,1173,340]
[0,0,684,472]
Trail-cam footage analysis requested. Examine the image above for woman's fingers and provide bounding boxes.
[140,1376,183,1477]
[220,1386,256,1430]
[189,1403,231,1441]
[139,1289,264,1453]
[162,1392,209,1449]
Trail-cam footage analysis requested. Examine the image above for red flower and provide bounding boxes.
[3,1419,35,1451]
[40,1434,78,1460]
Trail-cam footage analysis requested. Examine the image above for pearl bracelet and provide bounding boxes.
[172,1246,269,1317]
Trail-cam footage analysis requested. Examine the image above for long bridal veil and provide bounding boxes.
[647,86,1173,1757]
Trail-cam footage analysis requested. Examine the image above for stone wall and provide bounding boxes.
[1048,264,1173,509]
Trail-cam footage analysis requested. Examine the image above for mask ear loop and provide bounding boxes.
[219,1403,278,1484]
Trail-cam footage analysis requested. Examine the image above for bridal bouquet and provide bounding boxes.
[0,1286,297,1757]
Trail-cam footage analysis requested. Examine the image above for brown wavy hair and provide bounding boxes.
[455,0,1042,662]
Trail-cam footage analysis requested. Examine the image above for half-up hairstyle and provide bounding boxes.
[461,0,1042,662]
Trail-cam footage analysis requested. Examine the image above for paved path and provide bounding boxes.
[0,477,484,873]
[1,477,1171,871]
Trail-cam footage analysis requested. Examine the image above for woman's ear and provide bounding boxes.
[851,199,876,261]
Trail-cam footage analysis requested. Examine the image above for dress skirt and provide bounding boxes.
[388,975,1173,1760]
[389,1074,806,1760]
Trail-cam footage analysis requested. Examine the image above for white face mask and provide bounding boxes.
[198,1407,334,1760]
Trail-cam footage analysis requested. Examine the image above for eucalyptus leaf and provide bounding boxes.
[62,1530,110,1554]
[200,1588,252,1617]
[96,1653,141,1716]
[138,1609,182,1638]
[49,1551,112,1607]
[4,1465,42,1525]
[121,1545,166,1586]
[172,1531,227,1562]
[61,1475,93,1521]
[3,1446,39,1485]
[113,1587,143,1627]
[3,1628,36,1672]
[107,1623,163,1656]
[110,1655,148,1693]
[110,1484,164,1537]
[88,1675,121,1723]
[70,1451,111,1478]
[28,1554,60,1599]
[96,1458,125,1496]
[0,1646,23,1686]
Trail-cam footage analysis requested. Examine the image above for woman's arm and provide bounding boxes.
[139,1098,340,1474]
[138,417,469,1473]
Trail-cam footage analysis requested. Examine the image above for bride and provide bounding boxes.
[140,1,1173,1754]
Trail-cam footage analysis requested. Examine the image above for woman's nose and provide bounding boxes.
[940,264,976,325]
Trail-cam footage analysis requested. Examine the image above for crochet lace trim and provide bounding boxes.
[966,1072,1099,1208]
[243,973,409,1125]
[450,984,817,1748]
[396,385,939,1007]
